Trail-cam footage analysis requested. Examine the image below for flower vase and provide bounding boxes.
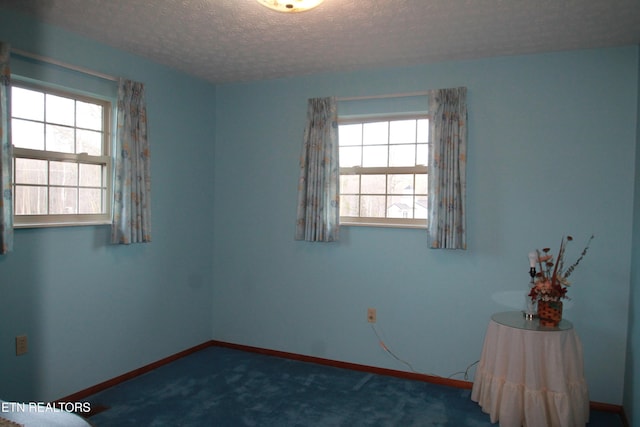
[538,300,563,327]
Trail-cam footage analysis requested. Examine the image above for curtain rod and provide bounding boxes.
[337,90,431,102]
[10,48,119,82]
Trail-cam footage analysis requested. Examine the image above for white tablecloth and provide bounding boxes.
[471,312,589,427]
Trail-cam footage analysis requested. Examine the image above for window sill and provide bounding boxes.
[340,220,427,230]
[14,218,112,229]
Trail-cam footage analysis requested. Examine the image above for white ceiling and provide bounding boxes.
[3,0,640,84]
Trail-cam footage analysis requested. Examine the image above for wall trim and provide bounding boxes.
[55,341,214,403]
[55,339,626,421]
[210,340,473,389]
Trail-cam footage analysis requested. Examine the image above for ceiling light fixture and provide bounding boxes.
[256,0,324,13]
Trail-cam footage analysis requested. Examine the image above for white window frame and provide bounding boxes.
[11,79,114,228]
[339,114,429,229]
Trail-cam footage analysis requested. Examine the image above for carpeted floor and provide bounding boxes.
[84,346,623,427]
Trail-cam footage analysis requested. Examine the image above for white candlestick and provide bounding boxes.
[528,252,537,268]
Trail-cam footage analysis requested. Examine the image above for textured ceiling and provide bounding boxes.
[2,0,640,84]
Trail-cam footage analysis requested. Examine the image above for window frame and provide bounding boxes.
[338,113,429,229]
[10,79,114,228]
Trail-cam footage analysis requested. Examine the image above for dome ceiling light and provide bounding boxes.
[256,0,325,13]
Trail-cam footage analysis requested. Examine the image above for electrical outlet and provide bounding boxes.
[16,335,28,356]
[367,308,377,323]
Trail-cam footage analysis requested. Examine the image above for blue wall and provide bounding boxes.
[624,46,640,427]
[213,47,639,405]
[0,9,217,401]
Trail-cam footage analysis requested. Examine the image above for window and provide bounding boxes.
[11,81,113,227]
[339,115,429,228]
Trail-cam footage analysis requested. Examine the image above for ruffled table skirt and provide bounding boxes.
[471,313,589,427]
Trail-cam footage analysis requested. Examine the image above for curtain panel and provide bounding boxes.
[0,41,13,254]
[295,97,340,242]
[428,87,467,250]
[111,79,152,244]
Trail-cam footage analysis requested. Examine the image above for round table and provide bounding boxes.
[471,311,589,427]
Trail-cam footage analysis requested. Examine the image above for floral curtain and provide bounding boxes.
[428,87,467,249]
[0,41,13,255]
[111,79,152,244]
[295,97,340,242]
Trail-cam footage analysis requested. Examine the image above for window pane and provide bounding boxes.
[46,94,75,126]
[361,174,385,194]
[338,115,429,226]
[15,158,47,184]
[363,122,388,145]
[339,146,362,167]
[50,161,77,186]
[79,188,102,214]
[11,83,112,225]
[50,187,77,214]
[387,174,414,194]
[387,195,413,219]
[360,195,385,218]
[415,174,428,194]
[340,174,359,194]
[15,185,47,214]
[79,164,103,188]
[417,119,429,142]
[12,87,44,121]
[76,101,103,131]
[77,129,102,155]
[339,124,362,146]
[389,144,416,167]
[12,119,45,150]
[389,120,416,144]
[340,195,359,217]
[415,197,428,219]
[362,145,387,167]
[46,124,74,153]
[417,143,428,166]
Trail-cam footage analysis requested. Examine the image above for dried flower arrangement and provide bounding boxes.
[529,235,594,303]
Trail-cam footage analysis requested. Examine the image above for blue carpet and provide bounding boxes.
[85,346,623,427]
